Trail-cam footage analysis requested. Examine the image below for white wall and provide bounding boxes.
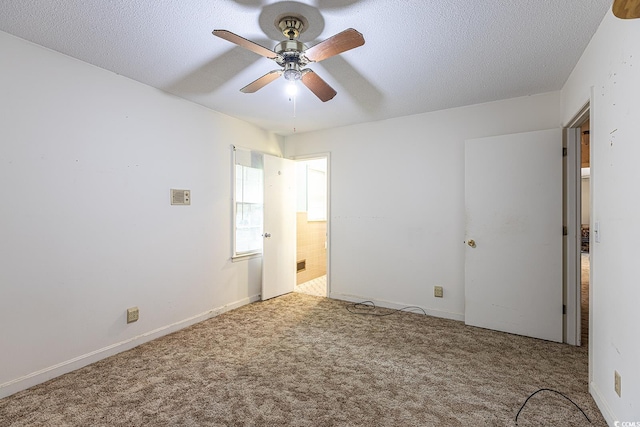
[285,92,560,320]
[561,11,640,423]
[0,31,282,398]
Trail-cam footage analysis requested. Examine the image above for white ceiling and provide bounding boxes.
[0,0,611,136]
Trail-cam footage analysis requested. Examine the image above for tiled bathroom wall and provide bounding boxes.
[296,212,327,284]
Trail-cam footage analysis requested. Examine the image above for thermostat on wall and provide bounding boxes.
[171,189,191,205]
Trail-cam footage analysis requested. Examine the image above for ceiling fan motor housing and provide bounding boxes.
[275,40,308,81]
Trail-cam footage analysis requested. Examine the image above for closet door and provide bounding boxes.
[464,129,563,342]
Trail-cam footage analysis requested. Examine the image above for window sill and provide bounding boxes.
[231,252,262,262]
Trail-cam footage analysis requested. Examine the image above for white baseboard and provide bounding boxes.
[0,294,260,399]
[330,292,465,322]
[590,380,615,426]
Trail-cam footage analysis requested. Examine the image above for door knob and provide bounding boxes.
[263,233,271,238]
[467,239,476,248]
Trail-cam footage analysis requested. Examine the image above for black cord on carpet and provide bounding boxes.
[515,388,591,425]
[346,300,427,316]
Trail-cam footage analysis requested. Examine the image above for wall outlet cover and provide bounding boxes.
[171,189,191,205]
[127,307,139,324]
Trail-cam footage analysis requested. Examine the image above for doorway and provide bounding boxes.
[293,156,328,297]
[579,119,591,346]
[564,104,591,347]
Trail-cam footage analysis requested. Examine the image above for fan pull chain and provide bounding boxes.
[293,94,296,117]
[293,95,296,133]
[290,94,297,132]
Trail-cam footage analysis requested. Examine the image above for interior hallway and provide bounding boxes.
[581,253,590,347]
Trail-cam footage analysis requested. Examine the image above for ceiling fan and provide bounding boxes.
[213,15,365,102]
[612,0,640,18]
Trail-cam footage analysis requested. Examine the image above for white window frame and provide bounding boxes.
[232,146,264,259]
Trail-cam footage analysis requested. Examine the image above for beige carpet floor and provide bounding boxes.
[0,293,605,426]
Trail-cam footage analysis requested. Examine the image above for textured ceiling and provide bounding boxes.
[0,0,611,136]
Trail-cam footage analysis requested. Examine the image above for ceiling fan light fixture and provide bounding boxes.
[283,69,301,81]
[283,61,302,81]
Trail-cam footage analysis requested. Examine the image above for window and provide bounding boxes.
[233,147,263,257]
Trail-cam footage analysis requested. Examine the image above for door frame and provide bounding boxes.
[563,101,590,346]
[291,152,331,297]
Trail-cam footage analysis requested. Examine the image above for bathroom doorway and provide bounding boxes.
[294,156,328,297]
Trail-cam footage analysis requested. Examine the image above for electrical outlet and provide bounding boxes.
[434,286,444,298]
[127,307,139,324]
[614,371,621,397]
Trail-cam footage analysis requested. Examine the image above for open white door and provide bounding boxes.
[564,126,582,346]
[464,129,563,342]
[262,154,296,301]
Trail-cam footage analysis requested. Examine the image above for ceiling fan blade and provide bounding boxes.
[213,30,279,59]
[301,69,337,102]
[304,28,365,63]
[240,70,283,93]
[612,0,640,18]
